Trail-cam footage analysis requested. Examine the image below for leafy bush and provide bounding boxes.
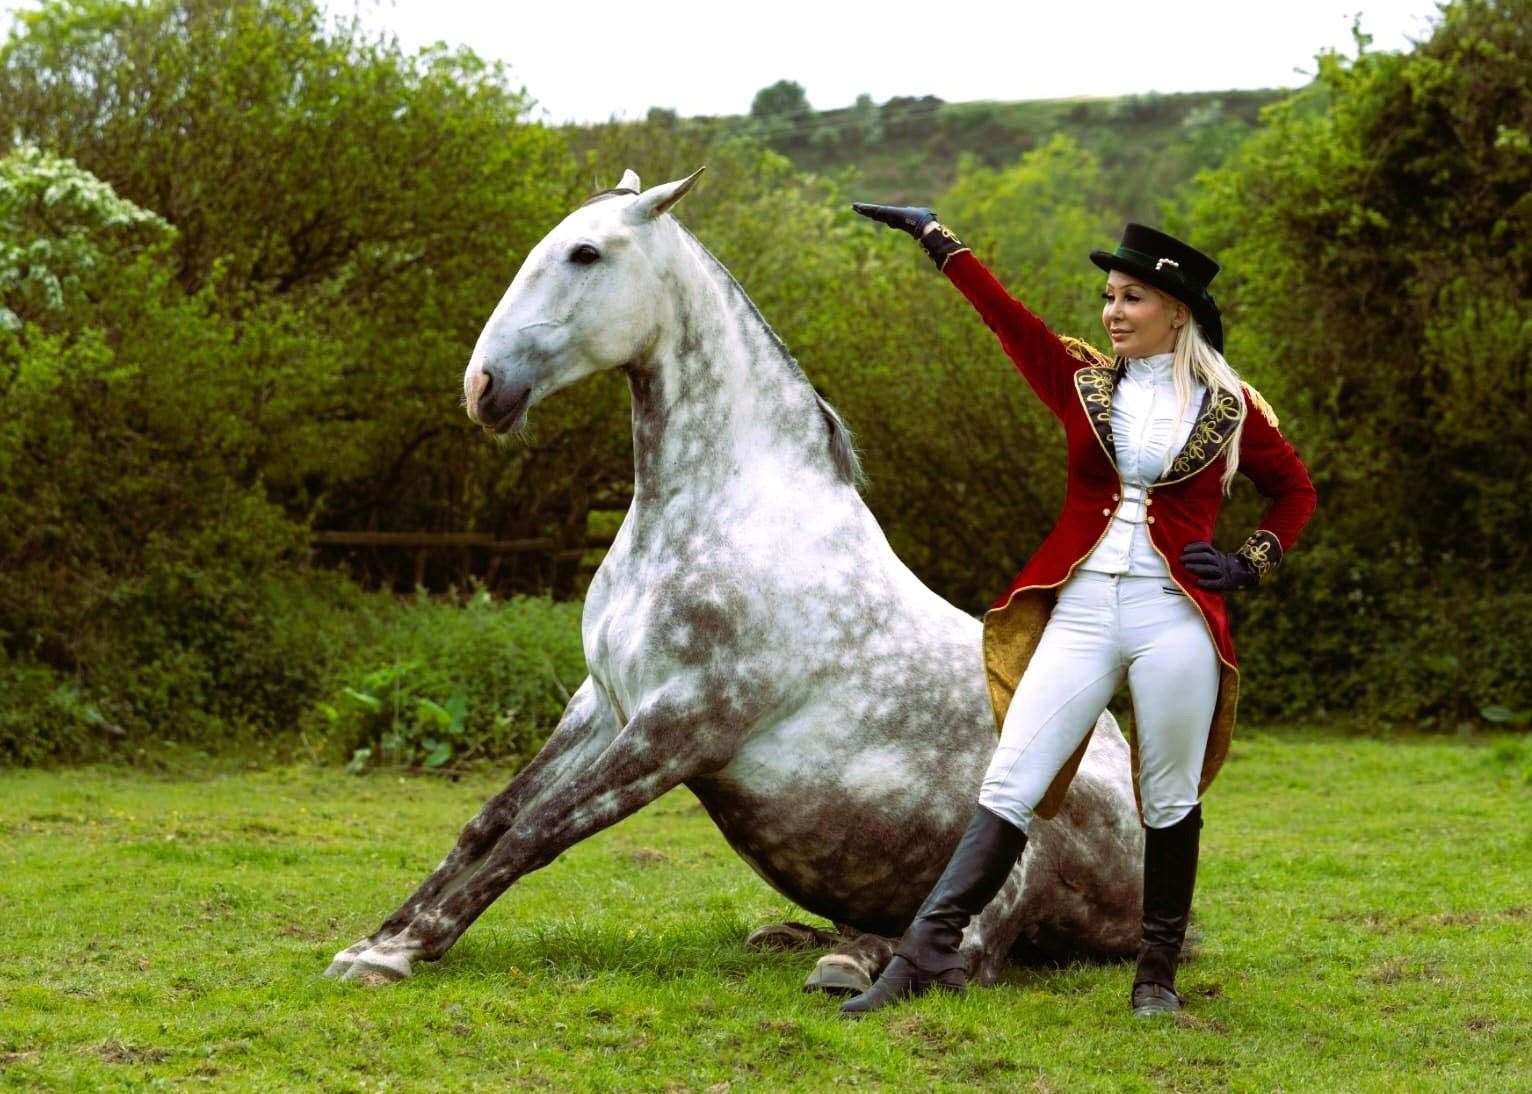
[0,575,588,767]
[311,588,587,773]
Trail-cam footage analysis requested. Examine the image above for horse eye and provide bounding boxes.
[569,243,600,265]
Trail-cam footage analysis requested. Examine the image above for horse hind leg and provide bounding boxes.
[798,867,1030,996]
[968,789,1146,985]
[958,865,1036,987]
[804,933,896,996]
[745,921,849,952]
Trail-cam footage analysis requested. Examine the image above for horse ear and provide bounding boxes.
[617,168,641,192]
[625,166,705,222]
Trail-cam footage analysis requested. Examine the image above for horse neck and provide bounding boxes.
[624,229,834,511]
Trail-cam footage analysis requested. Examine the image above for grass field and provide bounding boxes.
[2,728,1528,1091]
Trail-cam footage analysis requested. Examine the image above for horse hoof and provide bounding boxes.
[323,940,374,978]
[803,954,873,996]
[746,921,842,952]
[339,950,413,984]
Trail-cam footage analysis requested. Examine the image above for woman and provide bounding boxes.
[840,204,1318,1018]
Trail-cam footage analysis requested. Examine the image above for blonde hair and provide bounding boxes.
[1144,287,1244,495]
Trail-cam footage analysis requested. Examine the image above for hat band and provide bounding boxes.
[1110,244,1210,304]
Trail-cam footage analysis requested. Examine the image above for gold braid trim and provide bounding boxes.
[1245,383,1280,428]
[936,247,971,271]
[1058,334,1114,368]
[1166,389,1243,479]
[1235,529,1283,580]
[1075,366,1118,448]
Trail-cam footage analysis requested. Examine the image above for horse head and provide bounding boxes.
[463,167,706,436]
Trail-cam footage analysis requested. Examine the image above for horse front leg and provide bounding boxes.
[336,686,731,982]
[325,675,619,978]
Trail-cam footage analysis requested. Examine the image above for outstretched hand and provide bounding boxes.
[850,203,939,239]
[1180,541,1258,592]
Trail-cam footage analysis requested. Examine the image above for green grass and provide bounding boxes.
[2,729,1529,1091]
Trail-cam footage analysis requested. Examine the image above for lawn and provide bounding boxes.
[1,728,1528,1091]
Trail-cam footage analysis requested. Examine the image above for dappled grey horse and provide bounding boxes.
[325,168,1145,992]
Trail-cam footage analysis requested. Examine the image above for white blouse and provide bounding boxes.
[1078,352,1206,577]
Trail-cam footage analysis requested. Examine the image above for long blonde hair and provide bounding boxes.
[1147,288,1245,495]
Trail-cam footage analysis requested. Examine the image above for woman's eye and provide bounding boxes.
[570,243,600,265]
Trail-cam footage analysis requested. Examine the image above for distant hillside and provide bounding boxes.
[592,86,1294,224]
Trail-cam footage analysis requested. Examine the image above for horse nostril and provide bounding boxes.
[475,370,494,416]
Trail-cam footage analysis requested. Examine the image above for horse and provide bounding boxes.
[324,168,1145,994]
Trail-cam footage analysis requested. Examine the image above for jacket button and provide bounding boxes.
[1145,497,1153,506]
[1112,492,1120,500]
[1147,516,1156,524]
[1101,508,1111,516]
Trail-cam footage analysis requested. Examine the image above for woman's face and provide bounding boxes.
[1102,270,1189,358]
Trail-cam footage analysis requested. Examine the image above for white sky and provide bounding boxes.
[3,0,1447,124]
[328,0,1447,122]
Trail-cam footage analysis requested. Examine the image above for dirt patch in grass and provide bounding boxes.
[94,1040,169,1065]
[1366,955,1443,984]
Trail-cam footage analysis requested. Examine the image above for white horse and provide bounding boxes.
[325,168,1145,992]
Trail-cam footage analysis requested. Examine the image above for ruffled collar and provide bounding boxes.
[1125,351,1176,383]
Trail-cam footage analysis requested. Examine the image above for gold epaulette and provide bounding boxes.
[1243,383,1280,428]
[1058,334,1113,368]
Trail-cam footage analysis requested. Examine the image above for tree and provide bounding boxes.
[751,79,811,121]
[0,0,585,590]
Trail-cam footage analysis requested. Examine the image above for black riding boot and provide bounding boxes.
[840,805,1027,1018]
[1131,802,1203,1017]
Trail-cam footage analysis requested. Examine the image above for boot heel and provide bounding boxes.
[935,968,968,992]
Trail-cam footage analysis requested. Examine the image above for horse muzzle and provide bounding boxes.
[473,371,533,434]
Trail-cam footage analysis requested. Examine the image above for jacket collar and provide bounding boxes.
[1072,355,1245,484]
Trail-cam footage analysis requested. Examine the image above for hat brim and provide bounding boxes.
[1090,249,1223,354]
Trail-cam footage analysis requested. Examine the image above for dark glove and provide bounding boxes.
[850,203,937,237]
[1180,540,1259,592]
[850,202,968,269]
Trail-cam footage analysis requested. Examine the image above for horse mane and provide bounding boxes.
[674,223,868,493]
[811,389,868,492]
[579,186,639,207]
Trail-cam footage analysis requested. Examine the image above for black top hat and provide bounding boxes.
[1090,223,1224,354]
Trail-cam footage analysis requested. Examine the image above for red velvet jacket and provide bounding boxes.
[942,247,1319,819]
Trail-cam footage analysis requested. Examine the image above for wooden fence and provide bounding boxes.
[310,530,616,591]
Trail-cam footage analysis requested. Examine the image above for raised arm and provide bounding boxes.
[850,203,1089,417]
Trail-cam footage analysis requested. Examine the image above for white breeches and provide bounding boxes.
[979,568,1221,834]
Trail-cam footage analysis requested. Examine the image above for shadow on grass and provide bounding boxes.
[403,910,1171,990]
[412,912,809,983]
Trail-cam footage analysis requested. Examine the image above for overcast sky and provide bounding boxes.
[326,0,1448,123]
[2,0,1448,123]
